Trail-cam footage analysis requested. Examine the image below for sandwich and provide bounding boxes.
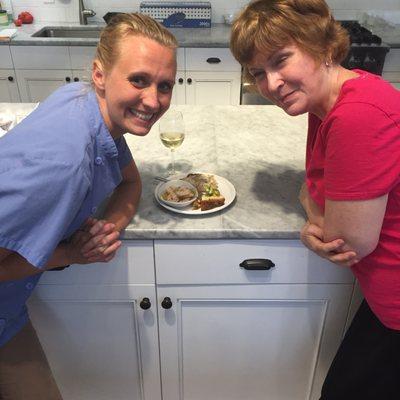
[183,173,225,211]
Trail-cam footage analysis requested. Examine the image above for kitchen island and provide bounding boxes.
[0,102,308,238]
[1,102,357,400]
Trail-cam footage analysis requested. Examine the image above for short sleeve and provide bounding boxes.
[0,157,90,268]
[116,136,133,170]
[324,103,400,200]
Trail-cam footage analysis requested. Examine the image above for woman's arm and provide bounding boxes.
[102,159,142,232]
[324,195,387,259]
[0,220,120,282]
[299,183,359,267]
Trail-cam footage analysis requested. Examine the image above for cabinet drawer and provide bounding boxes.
[185,48,241,72]
[69,46,96,70]
[11,46,70,69]
[155,239,354,285]
[0,46,13,69]
[40,240,155,285]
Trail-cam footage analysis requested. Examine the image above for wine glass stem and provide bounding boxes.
[170,149,175,175]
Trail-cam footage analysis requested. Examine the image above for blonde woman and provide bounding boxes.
[0,13,177,399]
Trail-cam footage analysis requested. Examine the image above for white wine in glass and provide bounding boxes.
[159,110,185,175]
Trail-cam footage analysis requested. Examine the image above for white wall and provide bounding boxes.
[6,0,400,24]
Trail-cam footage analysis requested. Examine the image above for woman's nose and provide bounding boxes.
[266,72,283,93]
[142,86,159,109]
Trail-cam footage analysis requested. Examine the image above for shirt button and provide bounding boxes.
[95,156,103,165]
[91,206,97,214]
[25,282,34,290]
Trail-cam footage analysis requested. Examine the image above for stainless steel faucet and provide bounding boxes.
[79,0,96,25]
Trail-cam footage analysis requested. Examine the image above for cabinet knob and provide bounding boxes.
[65,77,71,82]
[178,78,184,84]
[161,297,173,309]
[187,78,192,85]
[240,259,275,270]
[8,76,14,82]
[74,77,80,82]
[140,297,151,310]
[206,57,221,64]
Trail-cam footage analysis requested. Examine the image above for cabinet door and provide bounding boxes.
[16,69,72,102]
[28,284,161,400]
[157,284,353,400]
[0,69,20,102]
[171,71,186,105]
[185,71,241,105]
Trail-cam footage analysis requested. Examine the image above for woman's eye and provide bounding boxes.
[252,71,265,80]
[130,76,147,87]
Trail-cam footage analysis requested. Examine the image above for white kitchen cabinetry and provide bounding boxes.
[10,46,94,102]
[28,239,354,400]
[0,46,20,102]
[28,241,162,400]
[0,70,20,102]
[155,239,354,400]
[171,48,241,105]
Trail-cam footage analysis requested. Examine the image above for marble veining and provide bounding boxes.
[0,103,309,240]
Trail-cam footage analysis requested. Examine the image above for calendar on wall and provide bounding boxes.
[139,2,211,28]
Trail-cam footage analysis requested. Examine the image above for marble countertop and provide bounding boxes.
[0,102,308,240]
[0,21,232,47]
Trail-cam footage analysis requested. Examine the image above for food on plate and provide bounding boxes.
[183,173,225,211]
[161,185,196,203]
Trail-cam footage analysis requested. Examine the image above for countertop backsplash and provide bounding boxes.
[5,0,400,24]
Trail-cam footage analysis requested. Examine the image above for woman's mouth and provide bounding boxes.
[129,108,154,122]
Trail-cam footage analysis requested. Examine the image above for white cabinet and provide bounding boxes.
[15,69,72,103]
[155,239,354,400]
[0,46,20,102]
[11,46,95,102]
[28,239,354,400]
[28,241,162,400]
[171,48,241,105]
[0,70,20,102]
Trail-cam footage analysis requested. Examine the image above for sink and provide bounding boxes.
[31,26,104,38]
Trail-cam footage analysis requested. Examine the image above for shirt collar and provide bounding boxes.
[87,89,119,159]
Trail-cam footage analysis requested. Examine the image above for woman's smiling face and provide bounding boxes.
[247,44,329,117]
[93,35,177,139]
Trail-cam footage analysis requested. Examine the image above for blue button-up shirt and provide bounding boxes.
[0,83,133,346]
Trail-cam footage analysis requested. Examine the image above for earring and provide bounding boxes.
[325,60,331,67]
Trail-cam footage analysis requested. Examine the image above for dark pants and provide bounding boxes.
[321,300,400,400]
[0,320,63,400]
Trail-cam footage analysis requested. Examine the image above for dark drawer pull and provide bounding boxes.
[8,76,14,82]
[140,297,151,310]
[240,259,275,270]
[161,297,173,309]
[206,57,221,64]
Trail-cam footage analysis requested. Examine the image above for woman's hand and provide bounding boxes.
[300,221,359,267]
[67,218,122,264]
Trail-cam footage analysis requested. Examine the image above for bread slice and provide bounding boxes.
[183,173,225,211]
[200,195,225,211]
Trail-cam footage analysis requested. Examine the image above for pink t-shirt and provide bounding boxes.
[306,70,400,329]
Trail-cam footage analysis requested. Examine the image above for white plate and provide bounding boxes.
[155,173,236,215]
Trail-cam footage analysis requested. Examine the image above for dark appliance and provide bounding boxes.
[339,20,390,76]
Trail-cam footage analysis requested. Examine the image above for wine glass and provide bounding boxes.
[159,110,185,176]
